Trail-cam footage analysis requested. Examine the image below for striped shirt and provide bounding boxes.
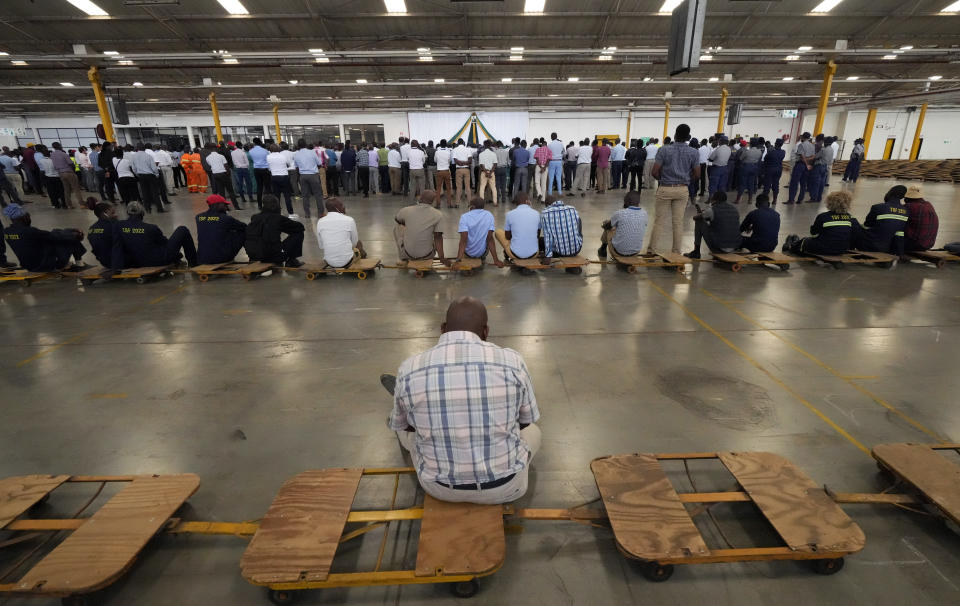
[540,201,583,257]
[389,331,540,485]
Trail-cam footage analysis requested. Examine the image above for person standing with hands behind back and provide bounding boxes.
[648,124,700,254]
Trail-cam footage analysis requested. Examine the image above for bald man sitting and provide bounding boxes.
[386,297,542,504]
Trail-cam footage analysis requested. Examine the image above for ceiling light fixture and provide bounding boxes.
[118,60,134,65]
[216,0,249,14]
[132,81,143,87]
[548,93,558,97]
[708,77,719,82]
[941,1,960,12]
[434,78,445,83]
[524,0,545,13]
[811,0,844,13]
[785,55,800,61]
[882,54,897,60]
[501,77,513,82]
[418,56,433,62]
[782,76,794,81]
[288,80,298,84]
[65,0,109,16]
[845,76,858,80]
[598,55,612,61]
[11,60,27,65]
[60,82,75,87]
[384,0,407,13]
[222,58,238,63]
[509,55,523,61]
[356,79,368,84]
[699,55,713,61]
[642,77,653,82]
[929,75,943,80]
[567,77,579,82]
[103,50,119,55]
[900,45,913,50]
[658,0,683,13]
[797,45,813,51]
[315,57,330,63]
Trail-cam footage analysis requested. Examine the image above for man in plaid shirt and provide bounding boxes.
[903,184,939,252]
[539,195,583,258]
[388,297,542,504]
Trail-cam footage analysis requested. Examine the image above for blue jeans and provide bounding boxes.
[547,160,563,195]
[708,165,727,195]
[762,166,782,198]
[738,163,759,196]
[233,167,252,198]
[787,162,810,202]
[808,165,828,202]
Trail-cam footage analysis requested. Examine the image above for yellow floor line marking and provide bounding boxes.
[87,393,128,399]
[16,333,90,367]
[697,286,947,443]
[149,284,189,305]
[644,278,869,455]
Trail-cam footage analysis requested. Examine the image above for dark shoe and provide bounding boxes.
[285,258,304,268]
[380,373,397,396]
[597,245,607,259]
[784,200,795,205]
[0,259,15,268]
[169,192,178,197]
[685,250,701,259]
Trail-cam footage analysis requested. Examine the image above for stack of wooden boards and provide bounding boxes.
[832,159,960,182]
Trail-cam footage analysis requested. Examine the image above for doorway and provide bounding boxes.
[882,138,896,160]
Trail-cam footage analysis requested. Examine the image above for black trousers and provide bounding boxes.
[254,168,272,207]
[44,176,65,208]
[213,172,238,204]
[326,167,340,196]
[564,161,576,190]
[358,166,369,194]
[378,166,389,193]
[165,225,198,266]
[628,166,643,191]
[102,172,118,202]
[693,218,741,255]
[137,173,163,212]
[173,165,185,188]
[271,175,294,213]
[611,161,624,189]
[400,162,410,195]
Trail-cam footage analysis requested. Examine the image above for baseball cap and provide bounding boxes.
[904,185,923,199]
[206,194,229,206]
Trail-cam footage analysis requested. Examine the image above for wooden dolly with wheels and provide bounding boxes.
[827,442,960,528]
[283,258,382,281]
[590,451,866,582]
[711,251,794,272]
[908,249,960,269]
[74,265,174,285]
[507,253,589,276]
[0,269,57,286]
[402,257,484,278]
[608,251,690,274]
[804,250,897,270]
[190,261,274,282]
[238,468,506,604]
[0,474,200,606]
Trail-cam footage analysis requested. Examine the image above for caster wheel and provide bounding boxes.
[356,271,367,280]
[813,557,844,575]
[627,265,637,274]
[197,273,210,282]
[778,264,790,271]
[267,588,299,604]
[936,260,946,269]
[730,263,742,272]
[305,272,317,281]
[640,561,674,582]
[450,578,480,598]
[831,262,843,270]
[415,270,425,278]
[135,277,146,284]
[882,261,895,269]
[61,596,89,606]
[520,267,535,276]
[566,266,583,275]
[462,270,474,276]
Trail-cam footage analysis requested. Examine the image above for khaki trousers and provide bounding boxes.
[572,163,591,193]
[596,165,611,192]
[389,167,402,194]
[534,165,549,199]
[318,167,329,197]
[478,170,497,205]
[454,168,471,206]
[435,170,452,206]
[648,185,688,253]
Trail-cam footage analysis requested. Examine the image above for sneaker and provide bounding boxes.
[285,258,304,268]
[288,213,300,220]
[380,373,398,396]
[684,250,701,259]
[597,246,607,259]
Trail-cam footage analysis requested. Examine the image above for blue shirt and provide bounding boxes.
[293,148,321,174]
[130,150,158,176]
[513,148,530,167]
[547,139,565,161]
[249,145,269,169]
[0,155,17,174]
[540,201,582,258]
[504,205,541,259]
[654,143,700,186]
[88,150,101,172]
[458,208,495,258]
[610,206,648,256]
[610,144,627,162]
[527,144,538,164]
[325,149,338,168]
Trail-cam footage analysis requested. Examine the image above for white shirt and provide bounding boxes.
[407,147,426,170]
[316,211,359,268]
[231,148,249,168]
[315,148,327,167]
[830,141,839,162]
[434,147,451,169]
[478,148,497,170]
[281,149,296,170]
[113,156,135,178]
[145,148,157,162]
[76,152,92,169]
[206,151,229,174]
[452,145,472,165]
[400,143,411,162]
[267,151,293,176]
[155,149,174,167]
[698,146,710,165]
[387,148,402,168]
[644,144,657,160]
[577,145,593,164]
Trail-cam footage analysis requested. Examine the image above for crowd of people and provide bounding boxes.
[0,122,953,274]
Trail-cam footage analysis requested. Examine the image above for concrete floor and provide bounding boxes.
[2,175,960,605]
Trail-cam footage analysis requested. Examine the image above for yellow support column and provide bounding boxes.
[273,105,282,143]
[861,107,877,158]
[813,59,837,136]
[625,111,632,144]
[909,103,927,161]
[86,66,115,143]
[663,102,670,140]
[717,88,729,134]
[208,91,223,144]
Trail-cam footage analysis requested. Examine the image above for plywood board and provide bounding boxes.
[712,253,751,264]
[241,469,363,584]
[0,475,70,529]
[591,454,709,561]
[16,474,200,594]
[238,262,274,275]
[611,251,685,267]
[415,495,505,577]
[406,258,482,272]
[657,252,693,265]
[911,250,960,263]
[810,252,895,264]
[872,443,960,525]
[718,452,865,553]
[189,263,230,272]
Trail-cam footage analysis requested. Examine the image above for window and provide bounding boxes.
[343,124,385,146]
[28,127,104,150]
[281,125,341,147]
